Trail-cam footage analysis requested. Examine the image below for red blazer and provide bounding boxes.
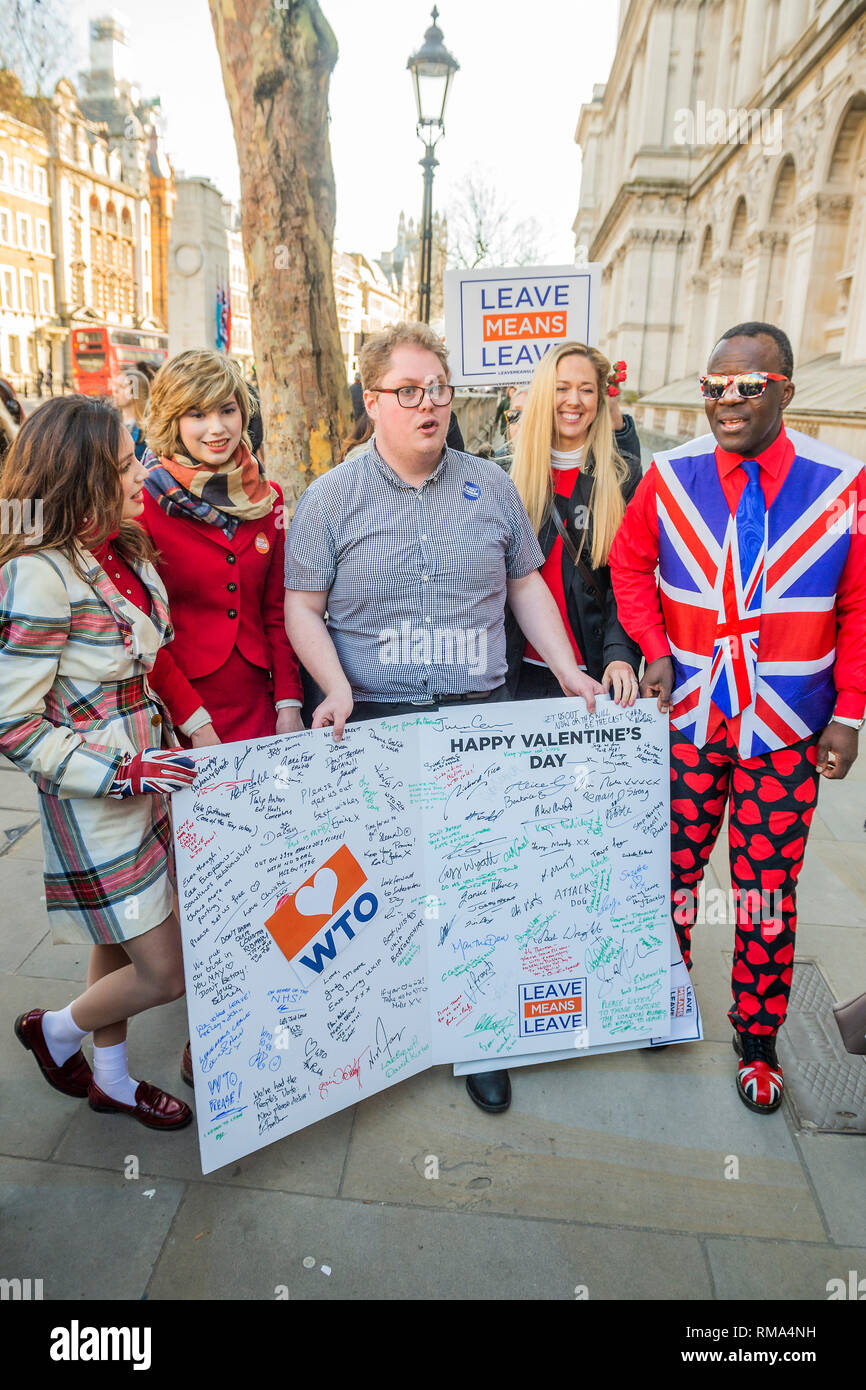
[138,483,302,703]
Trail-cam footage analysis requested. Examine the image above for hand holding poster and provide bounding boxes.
[443,262,601,385]
[173,699,689,1173]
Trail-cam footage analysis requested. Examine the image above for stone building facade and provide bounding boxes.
[575,0,866,453]
[0,99,61,388]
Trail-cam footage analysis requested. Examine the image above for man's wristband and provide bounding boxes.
[832,714,863,730]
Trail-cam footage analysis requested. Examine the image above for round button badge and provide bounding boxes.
[255,533,270,554]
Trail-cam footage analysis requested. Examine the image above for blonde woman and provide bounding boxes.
[139,350,303,747]
[507,342,642,704]
[112,367,150,460]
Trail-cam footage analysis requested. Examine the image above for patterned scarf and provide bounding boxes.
[143,442,275,540]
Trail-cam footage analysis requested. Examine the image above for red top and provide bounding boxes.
[609,424,866,728]
[90,536,203,726]
[524,465,584,667]
[138,481,302,703]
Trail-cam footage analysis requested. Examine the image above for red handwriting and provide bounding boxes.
[437,994,474,1027]
[196,779,253,795]
[434,764,476,789]
[318,1047,370,1103]
[176,819,216,860]
[520,944,578,978]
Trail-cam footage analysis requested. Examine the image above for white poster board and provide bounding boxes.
[443,262,602,386]
[173,700,680,1173]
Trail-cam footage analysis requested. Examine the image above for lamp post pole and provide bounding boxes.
[418,144,437,324]
[407,7,459,326]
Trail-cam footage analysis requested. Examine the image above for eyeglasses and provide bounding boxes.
[505,408,522,425]
[699,372,789,401]
[370,382,454,408]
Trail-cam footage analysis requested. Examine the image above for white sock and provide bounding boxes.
[41,1004,88,1066]
[92,1041,139,1106]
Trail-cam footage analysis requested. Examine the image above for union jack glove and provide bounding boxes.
[108,748,197,798]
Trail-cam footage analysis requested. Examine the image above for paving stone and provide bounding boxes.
[706,1235,866,1301]
[0,772,38,813]
[0,1154,185,1300]
[0,972,88,1160]
[0,810,39,857]
[14,932,93,982]
[815,778,866,844]
[339,1056,824,1240]
[0,858,51,973]
[794,1133,866,1246]
[146,1182,713,1301]
[4,823,44,862]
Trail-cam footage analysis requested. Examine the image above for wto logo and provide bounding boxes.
[0,1276,43,1300]
[265,844,378,977]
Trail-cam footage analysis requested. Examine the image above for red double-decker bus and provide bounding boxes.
[71,327,169,396]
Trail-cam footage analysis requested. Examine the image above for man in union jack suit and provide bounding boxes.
[609,321,866,1114]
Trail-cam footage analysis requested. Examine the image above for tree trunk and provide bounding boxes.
[209,0,350,505]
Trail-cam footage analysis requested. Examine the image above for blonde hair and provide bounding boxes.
[359,321,450,391]
[117,367,150,426]
[145,350,251,459]
[510,341,629,568]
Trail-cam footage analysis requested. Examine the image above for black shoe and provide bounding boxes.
[732,1031,784,1114]
[465,1069,511,1112]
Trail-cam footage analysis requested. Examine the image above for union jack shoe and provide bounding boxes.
[733,1031,784,1114]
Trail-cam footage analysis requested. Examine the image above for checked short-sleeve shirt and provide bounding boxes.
[284,441,544,701]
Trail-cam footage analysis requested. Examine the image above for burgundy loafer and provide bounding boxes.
[180,1040,193,1088]
[14,1009,92,1098]
[88,1079,193,1130]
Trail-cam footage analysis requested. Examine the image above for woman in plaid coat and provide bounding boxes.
[1,397,197,1129]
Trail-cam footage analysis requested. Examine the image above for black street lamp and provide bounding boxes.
[407,7,459,324]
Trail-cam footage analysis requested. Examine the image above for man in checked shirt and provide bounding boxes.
[284,320,602,1114]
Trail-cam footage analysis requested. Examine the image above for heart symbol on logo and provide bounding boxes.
[294,867,338,918]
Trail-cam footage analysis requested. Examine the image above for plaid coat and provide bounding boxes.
[0,545,179,945]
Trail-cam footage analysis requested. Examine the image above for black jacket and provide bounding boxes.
[505,415,643,689]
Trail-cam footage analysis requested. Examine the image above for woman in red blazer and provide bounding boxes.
[139,350,303,748]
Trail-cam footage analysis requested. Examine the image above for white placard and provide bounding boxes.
[174,724,430,1174]
[421,699,672,1064]
[443,262,601,386]
[173,699,675,1173]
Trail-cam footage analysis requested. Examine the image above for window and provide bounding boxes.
[39,275,52,314]
[34,167,47,198]
[0,153,7,183]
[36,220,49,253]
[2,269,14,308]
[13,159,27,190]
[9,336,21,373]
[21,273,34,313]
[16,214,30,249]
[0,210,9,244]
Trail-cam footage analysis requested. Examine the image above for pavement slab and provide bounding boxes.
[339,1058,825,1240]
[145,1182,714,1301]
[0,1154,186,1300]
[0,972,91,1161]
[706,1234,866,1301]
[0,857,51,973]
[793,1133,866,1247]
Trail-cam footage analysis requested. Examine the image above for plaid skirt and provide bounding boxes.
[38,675,176,946]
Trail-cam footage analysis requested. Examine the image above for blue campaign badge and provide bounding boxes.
[463,480,482,501]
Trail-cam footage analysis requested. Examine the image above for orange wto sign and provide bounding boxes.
[265,844,368,967]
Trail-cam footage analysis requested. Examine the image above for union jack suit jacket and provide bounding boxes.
[610,428,866,758]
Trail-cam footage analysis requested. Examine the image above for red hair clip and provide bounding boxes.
[607,360,627,396]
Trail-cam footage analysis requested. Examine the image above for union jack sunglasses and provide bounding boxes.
[699,371,789,400]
